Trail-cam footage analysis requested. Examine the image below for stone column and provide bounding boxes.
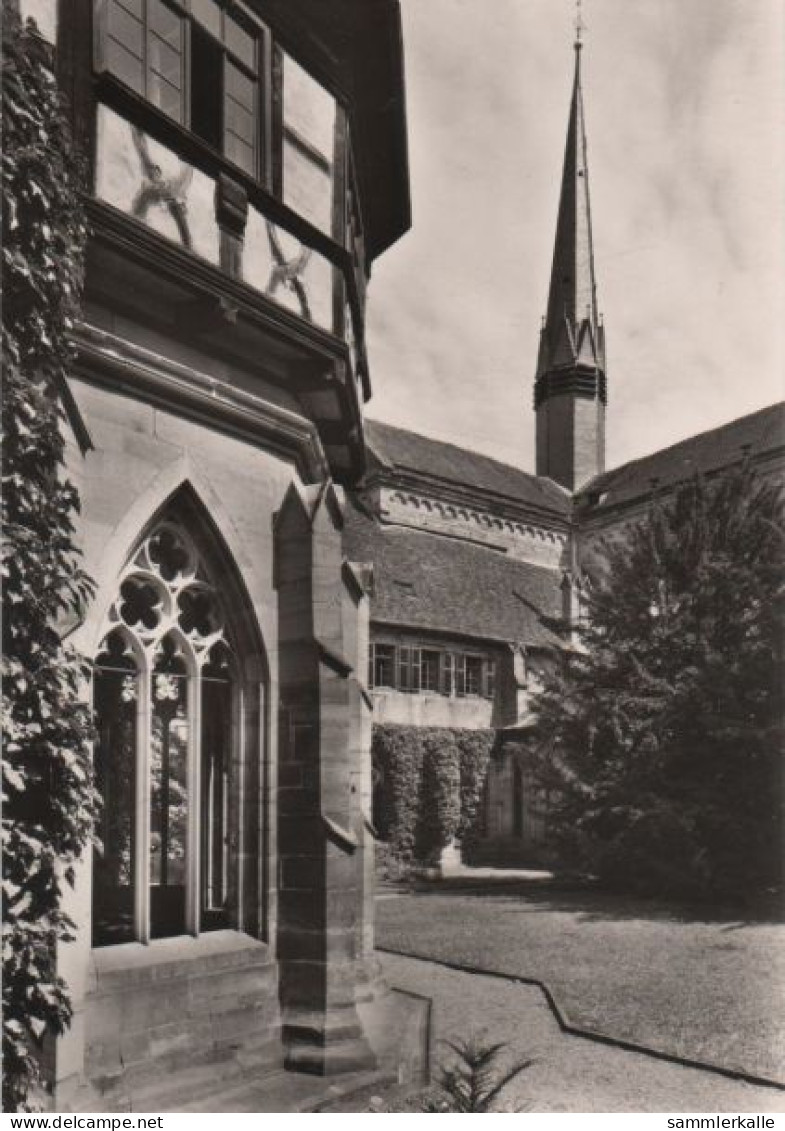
[274,481,375,1076]
[50,850,94,1110]
[341,561,380,995]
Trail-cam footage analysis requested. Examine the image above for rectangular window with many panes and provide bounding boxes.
[367,641,495,700]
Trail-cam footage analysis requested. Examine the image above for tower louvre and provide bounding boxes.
[535,38,606,490]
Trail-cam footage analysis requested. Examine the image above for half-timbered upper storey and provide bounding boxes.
[47,0,410,482]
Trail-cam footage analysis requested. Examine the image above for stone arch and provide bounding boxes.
[77,462,270,681]
[90,478,272,944]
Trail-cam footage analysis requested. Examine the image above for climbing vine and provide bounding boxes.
[2,10,96,1111]
[372,725,494,873]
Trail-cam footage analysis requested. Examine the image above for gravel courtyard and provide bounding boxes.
[375,883,785,1084]
[380,952,785,1113]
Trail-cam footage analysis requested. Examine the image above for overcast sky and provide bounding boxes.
[364,0,784,473]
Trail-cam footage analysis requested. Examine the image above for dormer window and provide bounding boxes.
[98,0,265,179]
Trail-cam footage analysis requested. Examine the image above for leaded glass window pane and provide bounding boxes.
[108,2,144,58]
[106,37,144,96]
[420,650,441,693]
[150,636,189,938]
[465,655,483,697]
[224,12,255,70]
[190,0,220,37]
[93,632,138,947]
[372,643,395,689]
[224,60,256,174]
[147,0,183,121]
[201,641,232,929]
[148,0,178,42]
[282,51,336,234]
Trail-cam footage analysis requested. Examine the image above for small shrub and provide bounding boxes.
[369,1035,534,1113]
[433,1036,534,1112]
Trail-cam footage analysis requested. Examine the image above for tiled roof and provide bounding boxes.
[576,402,785,512]
[343,497,564,648]
[364,419,570,517]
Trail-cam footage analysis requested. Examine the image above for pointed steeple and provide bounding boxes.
[534,36,607,491]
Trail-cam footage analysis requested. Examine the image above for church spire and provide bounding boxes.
[534,29,606,491]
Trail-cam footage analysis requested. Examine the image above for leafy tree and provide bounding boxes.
[532,467,784,900]
[2,9,96,1110]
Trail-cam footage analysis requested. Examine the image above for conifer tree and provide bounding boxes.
[533,467,784,899]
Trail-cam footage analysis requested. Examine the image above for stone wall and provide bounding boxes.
[56,325,301,1102]
[76,934,281,1111]
[370,688,494,730]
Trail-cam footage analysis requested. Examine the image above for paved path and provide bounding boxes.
[380,953,785,1113]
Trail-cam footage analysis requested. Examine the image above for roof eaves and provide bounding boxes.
[370,616,563,650]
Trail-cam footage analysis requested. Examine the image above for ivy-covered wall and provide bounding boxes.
[2,9,95,1112]
[371,724,494,873]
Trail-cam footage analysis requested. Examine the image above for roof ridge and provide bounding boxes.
[364,416,562,487]
[581,401,785,492]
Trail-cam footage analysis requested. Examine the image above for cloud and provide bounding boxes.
[365,0,784,473]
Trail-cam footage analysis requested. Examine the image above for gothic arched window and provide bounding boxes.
[93,521,238,946]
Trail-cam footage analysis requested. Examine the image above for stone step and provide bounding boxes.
[129,1040,284,1112]
[310,1070,401,1113]
[173,1067,398,1114]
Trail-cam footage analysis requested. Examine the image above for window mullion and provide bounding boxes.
[234,680,245,934]
[183,11,192,130]
[186,668,202,936]
[270,40,284,196]
[135,660,152,944]
[141,0,149,103]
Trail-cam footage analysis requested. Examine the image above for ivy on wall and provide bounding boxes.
[372,724,494,871]
[2,9,96,1112]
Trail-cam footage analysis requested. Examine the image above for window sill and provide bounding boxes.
[89,929,271,992]
[370,688,494,702]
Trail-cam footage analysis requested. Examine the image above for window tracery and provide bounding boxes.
[92,521,235,946]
